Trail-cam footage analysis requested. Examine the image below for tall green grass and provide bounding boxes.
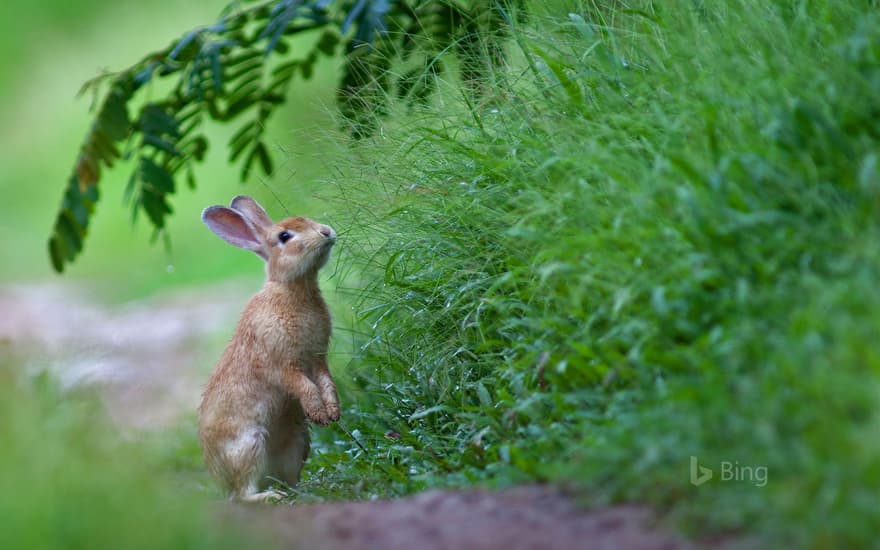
[301,0,880,546]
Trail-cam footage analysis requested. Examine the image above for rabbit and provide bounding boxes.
[197,195,340,502]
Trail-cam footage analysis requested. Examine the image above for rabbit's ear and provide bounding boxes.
[230,195,273,231]
[202,206,268,260]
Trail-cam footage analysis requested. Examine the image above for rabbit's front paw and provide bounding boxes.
[304,399,331,426]
[325,403,341,423]
[308,410,331,426]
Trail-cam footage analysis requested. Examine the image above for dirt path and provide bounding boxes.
[2,281,707,550]
[0,281,248,429]
[249,485,693,550]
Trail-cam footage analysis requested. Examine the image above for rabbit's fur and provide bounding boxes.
[198,195,340,501]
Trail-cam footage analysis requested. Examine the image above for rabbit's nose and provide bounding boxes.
[318,224,336,239]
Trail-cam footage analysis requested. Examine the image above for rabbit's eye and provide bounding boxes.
[278,231,293,244]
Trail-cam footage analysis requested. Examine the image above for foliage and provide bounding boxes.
[289,0,880,546]
[48,0,524,272]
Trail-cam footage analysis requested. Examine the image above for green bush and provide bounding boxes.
[304,0,880,546]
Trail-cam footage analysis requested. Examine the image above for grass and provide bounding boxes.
[0,363,256,549]
[282,0,880,546]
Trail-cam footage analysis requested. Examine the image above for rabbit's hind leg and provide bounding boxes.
[267,413,310,489]
[277,428,310,486]
[219,426,270,501]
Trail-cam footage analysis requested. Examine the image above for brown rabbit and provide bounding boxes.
[198,195,340,501]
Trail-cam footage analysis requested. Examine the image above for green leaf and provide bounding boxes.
[225,94,260,120]
[227,80,262,107]
[186,166,197,190]
[223,48,263,68]
[476,383,492,407]
[48,237,65,273]
[271,39,290,54]
[224,57,263,85]
[100,87,132,141]
[89,129,121,165]
[315,30,339,56]
[300,58,314,79]
[57,211,84,259]
[176,102,203,126]
[210,47,223,92]
[409,404,450,421]
[187,135,209,161]
[140,157,175,193]
[530,45,585,106]
[143,135,180,156]
[123,169,138,205]
[75,155,100,187]
[139,103,180,139]
[140,186,172,228]
[67,194,91,227]
[48,173,101,271]
[254,141,273,175]
[270,59,299,79]
[240,152,255,181]
[269,60,298,92]
[229,121,258,160]
[177,116,202,141]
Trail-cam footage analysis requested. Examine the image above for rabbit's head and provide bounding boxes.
[202,195,336,282]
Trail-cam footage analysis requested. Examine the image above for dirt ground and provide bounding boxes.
[0,281,246,430]
[251,485,694,550]
[1,282,719,550]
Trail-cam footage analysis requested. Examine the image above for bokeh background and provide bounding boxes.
[1,0,345,296]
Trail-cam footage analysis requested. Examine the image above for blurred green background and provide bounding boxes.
[0,0,344,298]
